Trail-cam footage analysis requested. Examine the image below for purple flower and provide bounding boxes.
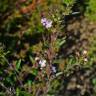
[41,18,52,28]
[52,66,56,73]
[41,18,47,26]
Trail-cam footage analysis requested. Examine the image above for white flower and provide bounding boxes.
[39,59,46,68]
[46,20,52,28]
[83,50,87,55]
[84,58,88,62]
[41,18,52,28]
[35,57,40,61]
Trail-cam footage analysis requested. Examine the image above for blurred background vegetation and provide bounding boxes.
[0,0,96,96]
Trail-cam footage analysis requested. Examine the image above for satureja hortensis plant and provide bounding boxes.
[0,0,96,96]
[0,0,76,95]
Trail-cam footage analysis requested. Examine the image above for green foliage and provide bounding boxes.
[63,0,75,6]
[0,0,10,13]
[85,0,96,21]
[16,88,32,96]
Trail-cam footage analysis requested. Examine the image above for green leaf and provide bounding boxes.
[29,56,35,64]
[31,68,38,76]
[92,78,96,85]
[16,59,21,71]
[59,39,66,46]
[28,80,32,87]
[16,88,20,96]
[56,72,63,77]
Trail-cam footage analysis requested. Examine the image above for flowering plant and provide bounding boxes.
[0,0,96,96]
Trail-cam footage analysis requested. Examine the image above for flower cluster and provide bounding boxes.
[39,59,46,68]
[35,57,47,69]
[35,57,57,73]
[41,18,52,28]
